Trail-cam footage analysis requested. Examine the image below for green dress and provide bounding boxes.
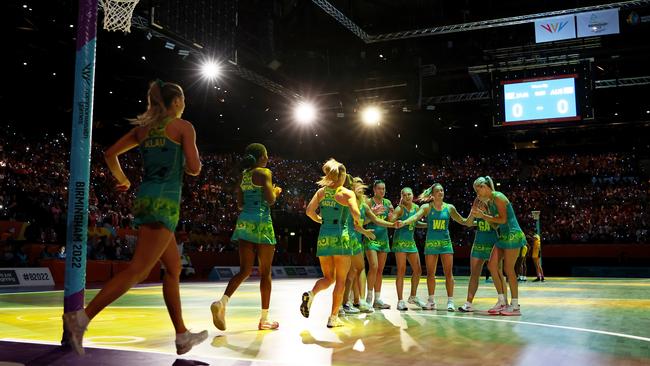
[364,197,392,252]
[488,192,526,249]
[316,187,352,257]
[424,203,454,255]
[347,203,367,255]
[471,218,498,260]
[231,169,276,244]
[392,204,419,253]
[133,119,184,232]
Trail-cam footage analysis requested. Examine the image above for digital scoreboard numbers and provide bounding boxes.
[502,76,580,125]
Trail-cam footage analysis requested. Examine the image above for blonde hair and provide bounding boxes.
[418,183,442,202]
[473,176,495,191]
[130,80,183,127]
[317,158,346,187]
[352,177,368,207]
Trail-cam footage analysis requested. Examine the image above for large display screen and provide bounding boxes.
[502,75,580,125]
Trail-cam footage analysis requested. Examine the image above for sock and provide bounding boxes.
[260,309,269,321]
[448,297,454,303]
[428,295,435,302]
[176,330,188,341]
[465,301,472,306]
[497,294,505,304]
[78,309,90,328]
[366,290,373,304]
[375,292,382,302]
[511,298,519,307]
[220,294,230,306]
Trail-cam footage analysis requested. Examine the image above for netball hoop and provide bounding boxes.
[100,0,140,33]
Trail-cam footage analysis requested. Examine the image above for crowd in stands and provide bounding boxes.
[1,127,648,267]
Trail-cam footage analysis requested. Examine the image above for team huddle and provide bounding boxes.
[61,81,529,356]
[216,149,528,329]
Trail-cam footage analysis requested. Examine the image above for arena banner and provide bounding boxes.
[576,8,620,38]
[534,15,576,43]
[272,266,288,278]
[0,268,54,287]
[208,266,321,280]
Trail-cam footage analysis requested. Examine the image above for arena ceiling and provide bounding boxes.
[6,0,650,159]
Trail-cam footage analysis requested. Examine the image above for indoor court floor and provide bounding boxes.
[1,277,649,365]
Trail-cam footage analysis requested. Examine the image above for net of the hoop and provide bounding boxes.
[100,0,140,33]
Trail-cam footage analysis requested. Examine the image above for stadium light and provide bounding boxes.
[294,102,317,124]
[361,106,381,125]
[201,61,221,80]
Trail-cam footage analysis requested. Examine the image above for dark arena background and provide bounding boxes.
[2,0,650,365]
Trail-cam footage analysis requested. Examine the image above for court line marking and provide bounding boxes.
[413,312,650,342]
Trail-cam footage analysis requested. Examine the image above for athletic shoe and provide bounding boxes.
[500,305,521,316]
[62,309,87,355]
[532,277,541,282]
[458,303,474,312]
[408,296,426,309]
[522,276,528,281]
[541,277,545,282]
[485,278,493,283]
[357,300,375,313]
[176,329,208,355]
[258,320,280,330]
[488,302,507,315]
[422,301,436,310]
[447,300,455,312]
[397,300,408,311]
[373,299,391,310]
[343,302,360,314]
[300,291,313,318]
[338,306,346,317]
[210,301,226,330]
[327,315,344,328]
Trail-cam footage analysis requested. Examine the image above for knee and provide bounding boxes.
[164,265,181,280]
[238,266,253,279]
[396,267,406,276]
[413,267,422,276]
[368,262,378,271]
[129,268,152,283]
[259,268,272,281]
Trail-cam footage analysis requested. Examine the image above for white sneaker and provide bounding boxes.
[500,305,521,316]
[211,301,226,330]
[327,315,344,328]
[488,302,507,314]
[422,300,436,310]
[373,299,391,310]
[62,309,88,355]
[458,303,475,312]
[447,300,455,312]
[357,300,375,313]
[397,300,408,311]
[258,319,280,330]
[408,296,426,308]
[176,329,208,355]
[343,302,360,314]
[338,306,346,317]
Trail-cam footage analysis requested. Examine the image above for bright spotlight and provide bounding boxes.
[201,61,221,80]
[294,102,316,124]
[361,106,381,125]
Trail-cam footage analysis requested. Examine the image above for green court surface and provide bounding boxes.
[1,277,649,365]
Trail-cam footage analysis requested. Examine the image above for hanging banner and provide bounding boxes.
[535,15,576,43]
[576,8,620,38]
